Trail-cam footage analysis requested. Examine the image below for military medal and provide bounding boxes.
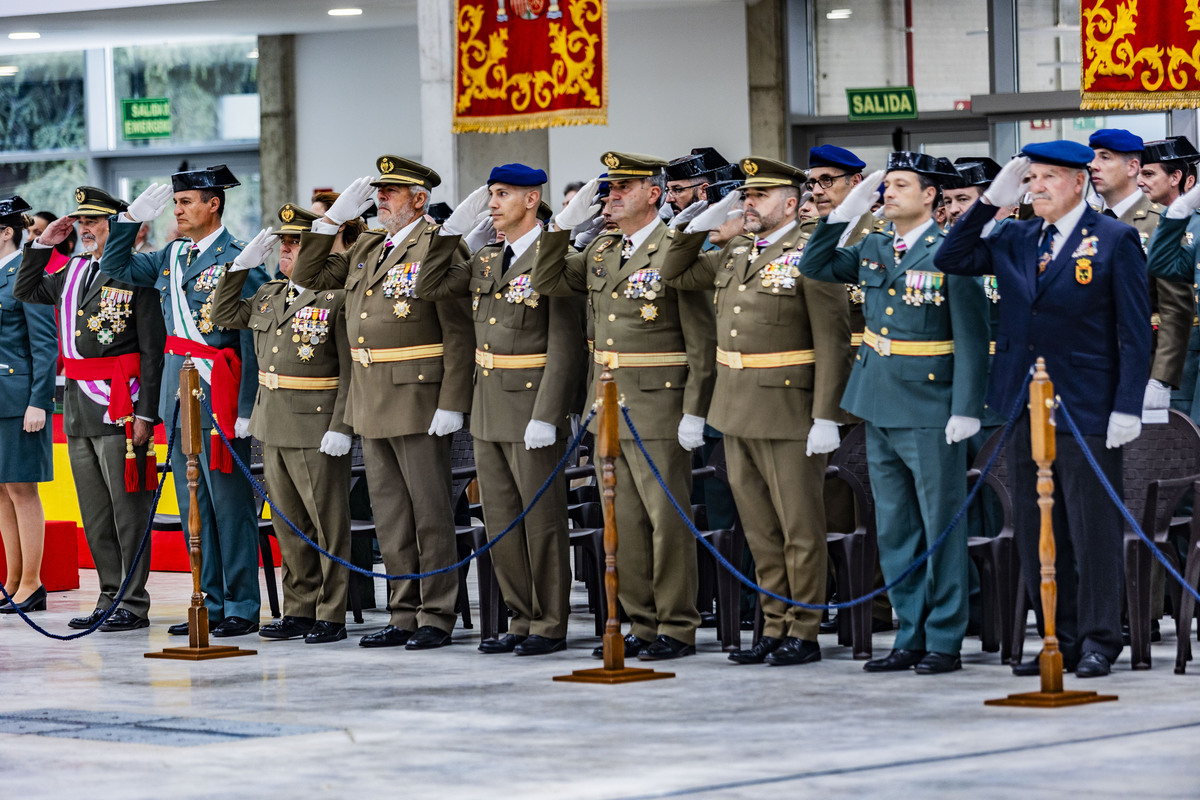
[87,315,102,332]
[297,343,315,362]
[382,261,420,313]
[472,296,481,311]
[197,300,215,334]
[97,330,114,345]
[1075,258,1093,285]
[1071,236,1098,259]
[640,303,658,322]
[259,298,273,314]
[193,264,224,293]
[393,300,411,318]
[503,274,541,308]
[112,319,126,334]
[984,275,1001,303]
[621,238,634,260]
[624,268,662,300]
[760,254,801,290]
[90,286,135,342]
[846,284,865,305]
[903,270,946,307]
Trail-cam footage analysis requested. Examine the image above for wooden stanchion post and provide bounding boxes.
[555,366,673,684]
[146,357,256,661]
[986,358,1113,707]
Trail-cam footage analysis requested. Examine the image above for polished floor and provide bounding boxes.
[1,568,1197,799]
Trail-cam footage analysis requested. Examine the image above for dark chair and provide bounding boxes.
[250,438,281,618]
[567,497,608,636]
[1175,484,1200,673]
[449,429,505,640]
[965,428,1019,662]
[691,441,749,652]
[824,423,877,660]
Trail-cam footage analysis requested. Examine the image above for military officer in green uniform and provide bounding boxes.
[211,203,354,644]
[291,156,474,651]
[100,167,270,637]
[417,163,587,656]
[16,187,165,631]
[534,152,717,660]
[799,152,990,675]
[660,156,853,665]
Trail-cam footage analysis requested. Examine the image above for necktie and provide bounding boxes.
[501,245,514,274]
[184,243,199,268]
[1102,209,1118,219]
[1037,224,1058,278]
[81,259,100,295]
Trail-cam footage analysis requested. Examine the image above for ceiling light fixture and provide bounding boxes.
[328,8,363,16]
[0,66,18,77]
[826,9,852,20]
[247,49,259,59]
[8,32,41,40]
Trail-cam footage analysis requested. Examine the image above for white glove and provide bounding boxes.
[945,415,982,445]
[1167,183,1200,220]
[231,227,275,272]
[571,211,607,249]
[1106,411,1142,449]
[234,417,251,439]
[658,202,676,224]
[523,419,557,450]
[983,157,1032,208]
[441,184,492,236]
[325,176,375,225]
[685,191,741,233]
[463,214,496,253]
[555,177,601,231]
[670,199,707,230]
[428,409,464,437]
[829,170,885,224]
[126,183,173,223]
[1143,378,1172,411]
[677,413,705,451]
[806,418,840,456]
[319,430,352,457]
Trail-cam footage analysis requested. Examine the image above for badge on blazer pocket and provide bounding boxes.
[1075,258,1092,285]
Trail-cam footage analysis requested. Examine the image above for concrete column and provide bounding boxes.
[746,0,788,161]
[419,0,549,205]
[257,34,296,226]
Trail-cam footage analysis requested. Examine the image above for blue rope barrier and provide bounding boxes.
[1056,399,1200,605]
[0,402,179,639]
[202,396,596,581]
[620,370,1034,611]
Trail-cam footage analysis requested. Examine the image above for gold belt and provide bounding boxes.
[258,371,339,391]
[861,328,955,357]
[592,349,688,369]
[716,347,815,370]
[475,349,548,370]
[354,343,443,367]
[850,332,864,347]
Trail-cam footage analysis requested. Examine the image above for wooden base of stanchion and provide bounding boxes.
[554,667,675,684]
[144,607,256,660]
[985,690,1117,708]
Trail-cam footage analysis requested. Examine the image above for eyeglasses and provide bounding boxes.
[804,172,854,190]
[666,182,703,195]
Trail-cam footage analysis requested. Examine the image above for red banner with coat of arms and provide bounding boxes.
[452,0,607,133]
[1082,0,1200,109]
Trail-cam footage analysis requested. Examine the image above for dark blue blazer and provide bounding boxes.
[934,201,1150,436]
[0,251,57,419]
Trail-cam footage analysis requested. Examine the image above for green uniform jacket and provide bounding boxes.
[658,226,853,439]
[531,223,716,439]
[290,226,474,439]
[416,231,588,442]
[16,246,165,436]
[798,218,989,427]
[211,273,352,449]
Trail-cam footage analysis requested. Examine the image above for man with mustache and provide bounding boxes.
[936,141,1151,678]
[15,187,165,632]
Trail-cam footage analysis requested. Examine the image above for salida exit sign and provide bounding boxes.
[846,86,918,121]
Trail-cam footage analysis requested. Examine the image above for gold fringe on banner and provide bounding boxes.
[1081,91,1200,111]
[452,107,607,135]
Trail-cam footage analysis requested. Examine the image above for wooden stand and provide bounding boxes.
[146,358,256,662]
[986,358,1114,708]
[555,367,673,684]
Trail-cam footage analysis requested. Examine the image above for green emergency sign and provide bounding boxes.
[121,98,172,140]
[846,87,918,122]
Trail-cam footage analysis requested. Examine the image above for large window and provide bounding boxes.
[1017,0,1081,93]
[0,51,85,153]
[0,159,88,219]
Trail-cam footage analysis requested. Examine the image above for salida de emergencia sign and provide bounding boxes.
[121,98,171,140]
[845,87,918,121]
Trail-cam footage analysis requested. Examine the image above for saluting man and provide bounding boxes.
[211,203,354,645]
[100,166,270,637]
[660,156,853,666]
[533,152,717,661]
[799,152,990,675]
[16,187,165,632]
[418,164,587,656]
[291,156,474,651]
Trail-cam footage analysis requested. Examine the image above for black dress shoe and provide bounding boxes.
[765,637,821,666]
[359,625,413,648]
[863,648,927,672]
[0,586,46,614]
[405,625,452,650]
[168,621,190,636]
[637,634,695,661]
[914,651,962,674]
[259,616,316,640]
[592,633,652,659]
[872,617,894,633]
[699,612,717,628]
[514,635,567,656]
[819,619,839,635]
[478,634,527,654]
[728,636,782,664]
[1012,650,1077,676]
[99,608,149,632]
[211,616,259,637]
[1074,651,1112,678]
[304,621,347,644]
[69,608,107,630]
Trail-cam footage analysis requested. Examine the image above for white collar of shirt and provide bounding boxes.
[622,217,661,254]
[1108,189,1143,220]
[757,220,797,247]
[0,250,19,270]
[504,224,541,262]
[188,225,225,259]
[1042,200,1089,252]
[289,280,306,295]
[386,218,422,250]
[895,218,935,251]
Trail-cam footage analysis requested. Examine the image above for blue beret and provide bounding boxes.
[1019,141,1096,169]
[808,144,866,171]
[487,163,547,187]
[1089,128,1143,154]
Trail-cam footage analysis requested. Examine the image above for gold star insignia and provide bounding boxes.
[640,303,658,322]
[393,300,410,318]
[297,344,315,362]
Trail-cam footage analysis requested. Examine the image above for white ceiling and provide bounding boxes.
[0,0,735,54]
